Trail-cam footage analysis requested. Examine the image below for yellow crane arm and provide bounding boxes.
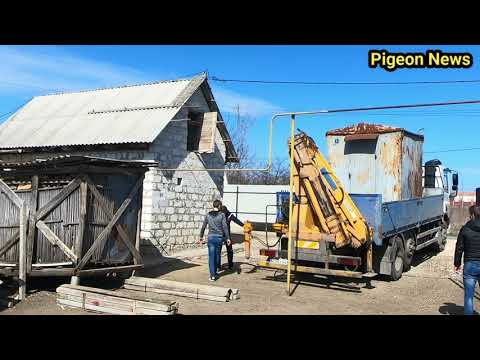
[290,132,370,249]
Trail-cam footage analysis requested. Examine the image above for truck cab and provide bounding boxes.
[423,159,459,226]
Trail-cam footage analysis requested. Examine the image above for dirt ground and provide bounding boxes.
[0,234,476,315]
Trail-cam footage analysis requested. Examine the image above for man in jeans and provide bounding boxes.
[454,205,480,315]
[199,200,231,281]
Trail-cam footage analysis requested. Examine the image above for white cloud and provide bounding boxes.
[211,85,283,119]
[0,46,151,95]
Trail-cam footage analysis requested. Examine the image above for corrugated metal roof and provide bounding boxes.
[0,75,206,149]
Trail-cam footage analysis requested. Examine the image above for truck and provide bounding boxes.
[256,123,458,282]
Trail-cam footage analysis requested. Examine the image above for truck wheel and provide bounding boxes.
[403,237,415,272]
[390,237,404,281]
[434,230,447,253]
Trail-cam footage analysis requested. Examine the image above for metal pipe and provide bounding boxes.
[286,114,295,296]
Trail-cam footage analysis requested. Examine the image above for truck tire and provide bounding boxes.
[403,236,415,272]
[390,236,404,281]
[433,229,447,253]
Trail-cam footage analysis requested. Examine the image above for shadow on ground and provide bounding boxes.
[262,271,365,295]
[410,246,442,268]
[137,259,200,278]
[438,302,479,315]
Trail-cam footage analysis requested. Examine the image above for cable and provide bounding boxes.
[212,76,480,86]
[0,97,33,121]
[425,147,480,154]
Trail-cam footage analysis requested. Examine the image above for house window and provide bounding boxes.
[187,112,203,151]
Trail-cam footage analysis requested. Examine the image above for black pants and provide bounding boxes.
[218,242,234,269]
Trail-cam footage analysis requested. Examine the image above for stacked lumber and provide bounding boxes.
[124,276,240,302]
[56,284,178,315]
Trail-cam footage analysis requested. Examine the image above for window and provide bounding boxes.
[187,111,218,153]
[187,112,203,151]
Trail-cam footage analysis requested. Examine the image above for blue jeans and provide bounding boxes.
[207,235,223,278]
[463,261,480,315]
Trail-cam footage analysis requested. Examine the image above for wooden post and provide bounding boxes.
[18,202,28,300]
[26,175,39,273]
[72,179,88,285]
[133,176,144,276]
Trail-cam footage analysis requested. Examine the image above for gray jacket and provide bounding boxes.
[200,210,230,240]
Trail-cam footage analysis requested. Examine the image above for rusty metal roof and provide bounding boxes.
[0,75,206,149]
[326,122,424,140]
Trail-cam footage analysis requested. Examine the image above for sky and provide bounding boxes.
[0,45,479,191]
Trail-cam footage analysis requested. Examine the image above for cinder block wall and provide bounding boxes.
[0,88,227,255]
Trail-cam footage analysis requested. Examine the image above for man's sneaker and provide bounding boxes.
[209,277,216,282]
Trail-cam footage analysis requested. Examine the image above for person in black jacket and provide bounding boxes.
[219,205,244,271]
[454,205,480,315]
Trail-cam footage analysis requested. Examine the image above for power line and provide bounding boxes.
[0,98,34,121]
[212,76,480,86]
[425,147,480,154]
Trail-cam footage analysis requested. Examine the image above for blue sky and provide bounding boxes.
[0,45,479,190]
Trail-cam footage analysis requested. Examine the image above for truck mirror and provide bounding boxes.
[452,173,458,187]
[452,184,458,192]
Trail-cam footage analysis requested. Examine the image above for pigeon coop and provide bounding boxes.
[0,156,152,298]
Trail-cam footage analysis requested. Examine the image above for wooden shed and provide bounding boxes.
[0,155,152,298]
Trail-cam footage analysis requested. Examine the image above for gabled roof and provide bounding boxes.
[0,74,238,162]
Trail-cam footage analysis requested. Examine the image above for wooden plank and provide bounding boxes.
[124,284,228,303]
[134,177,144,267]
[18,203,28,300]
[0,262,18,267]
[125,276,234,298]
[26,175,39,272]
[58,284,176,310]
[84,175,142,264]
[257,260,363,278]
[56,285,177,313]
[74,180,88,262]
[57,298,134,315]
[57,298,175,315]
[0,178,23,208]
[0,230,20,258]
[32,262,73,268]
[36,220,78,263]
[77,177,143,270]
[76,264,143,276]
[35,177,81,221]
[57,290,172,313]
[197,112,217,153]
[29,268,75,277]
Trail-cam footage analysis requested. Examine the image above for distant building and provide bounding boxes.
[0,74,238,255]
[452,192,476,207]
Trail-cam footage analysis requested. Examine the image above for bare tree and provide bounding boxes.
[225,105,289,185]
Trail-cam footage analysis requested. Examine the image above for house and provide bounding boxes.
[0,73,238,255]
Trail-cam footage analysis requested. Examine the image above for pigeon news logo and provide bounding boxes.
[369,49,473,72]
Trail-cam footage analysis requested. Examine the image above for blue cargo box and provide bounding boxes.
[350,194,444,246]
